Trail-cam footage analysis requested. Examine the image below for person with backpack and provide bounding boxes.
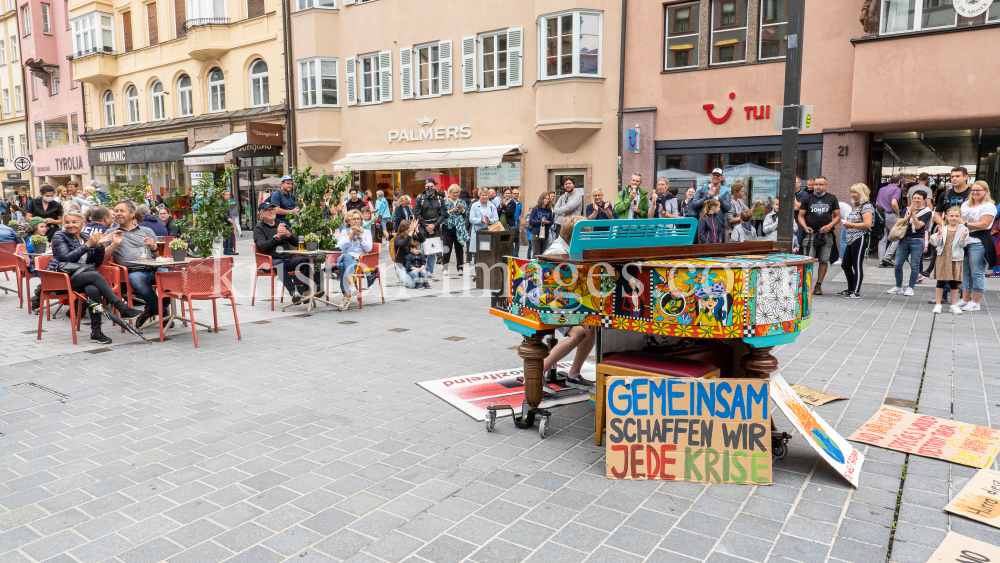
[839,184,875,298]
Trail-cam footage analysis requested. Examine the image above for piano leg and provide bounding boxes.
[486,331,555,437]
[740,345,791,458]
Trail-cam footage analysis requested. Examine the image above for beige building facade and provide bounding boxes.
[290,0,622,211]
[0,6,29,200]
[70,0,287,221]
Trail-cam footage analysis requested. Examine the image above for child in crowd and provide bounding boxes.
[762,198,780,242]
[929,206,970,315]
[730,209,757,242]
[697,199,726,244]
[404,240,431,289]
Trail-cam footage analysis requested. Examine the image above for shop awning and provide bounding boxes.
[182,132,248,166]
[332,144,523,171]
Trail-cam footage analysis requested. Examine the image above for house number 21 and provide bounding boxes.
[838,146,849,157]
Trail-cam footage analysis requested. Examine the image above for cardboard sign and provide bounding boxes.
[927,531,1000,563]
[772,375,864,486]
[791,384,848,406]
[605,377,771,484]
[848,406,1000,468]
[945,468,1000,529]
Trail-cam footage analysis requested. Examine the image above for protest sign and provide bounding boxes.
[927,531,1000,563]
[605,376,771,484]
[771,375,864,486]
[944,467,1000,529]
[848,406,1000,468]
[791,384,848,406]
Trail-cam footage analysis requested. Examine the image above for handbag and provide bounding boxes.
[887,221,908,243]
[57,261,96,281]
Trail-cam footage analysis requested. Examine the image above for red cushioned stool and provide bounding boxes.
[595,351,720,446]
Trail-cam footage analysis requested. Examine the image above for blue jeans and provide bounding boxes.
[394,264,415,289]
[893,237,923,288]
[273,257,316,295]
[337,253,359,294]
[129,269,169,314]
[795,225,805,254]
[408,270,430,285]
[426,253,439,275]
[526,231,533,260]
[962,242,987,293]
[513,223,521,257]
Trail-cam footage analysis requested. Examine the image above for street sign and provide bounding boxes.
[773,105,814,132]
[13,156,31,172]
[626,127,640,153]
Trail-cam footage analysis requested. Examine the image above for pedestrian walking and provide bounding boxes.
[552,177,583,240]
[886,192,931,297]
[930,207,970,315]
[798,176,841,295]
[957,181,996,312]
[876,176,902,267]
[839,184,874,298]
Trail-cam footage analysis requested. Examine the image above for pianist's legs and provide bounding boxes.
[542,326,596,385]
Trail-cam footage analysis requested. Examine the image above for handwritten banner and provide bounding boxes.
[944,467,1000,529]
[848,406,1000,468]
[605,377,771,484]
[927,531,1000,563]
[791,384,848,406]
[771,375,864,486]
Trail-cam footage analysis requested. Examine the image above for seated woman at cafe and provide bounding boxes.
[48,211,142,344]
[336,209,373,311]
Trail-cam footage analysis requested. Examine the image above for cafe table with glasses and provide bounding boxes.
[274,248,339,315]
[123,256,214,334]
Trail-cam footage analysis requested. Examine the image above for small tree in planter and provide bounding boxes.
[288,166,350,251]
[187,166,235,258]
[29,234,48,253]
[168,238,189,261]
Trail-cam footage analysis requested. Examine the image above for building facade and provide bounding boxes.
[0,3,30,199]
[19,0,88,190]
[623,0,1000,206]
[290,0,622,212]
[71,0,287,222]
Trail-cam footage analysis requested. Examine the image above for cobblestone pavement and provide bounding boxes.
[1,241,998,562]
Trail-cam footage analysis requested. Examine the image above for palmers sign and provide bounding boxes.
[389,125,472,143]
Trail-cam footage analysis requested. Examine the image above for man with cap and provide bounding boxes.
[270,175,299,225]
[414,178,446,277]
[687,168,732,219]
[253,201,322,305]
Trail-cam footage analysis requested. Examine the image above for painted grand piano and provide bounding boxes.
[487,218,816,448]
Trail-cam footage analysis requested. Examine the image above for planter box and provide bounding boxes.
[171,248,187,261]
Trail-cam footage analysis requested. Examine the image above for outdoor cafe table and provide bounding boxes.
[123,257,214,334]
[274,248,339,315]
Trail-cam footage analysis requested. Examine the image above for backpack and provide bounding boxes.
[870,203,887,241]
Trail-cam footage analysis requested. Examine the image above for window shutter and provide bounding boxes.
[174,0,185,38]
[248,0,264,18]
[122,11,133,53]
[399,46,412,100]
[507,27,523,87]
[147,3,158,46]
[345,56,356,106]
[377,50,392,102]
[461,35,476,93]
[439,39,452,95]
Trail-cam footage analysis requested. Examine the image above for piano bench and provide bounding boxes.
[594,351,720,446]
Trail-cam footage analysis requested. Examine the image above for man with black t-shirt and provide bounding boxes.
[925,167,972,303]
[798,176,840,295]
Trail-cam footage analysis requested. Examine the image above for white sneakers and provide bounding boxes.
[956,300,967,309]
[886,287,903,294]
[903,288,914,296]
[950,305,964,315]
[962,301,981,312]
[933,304,942,314]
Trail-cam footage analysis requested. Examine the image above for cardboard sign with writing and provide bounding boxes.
[605,376,771,484]
[771,375,864,486]
[791,384,848,406]
[945,467,1000,529]
[848,406,1000,468]
[927,531,1000,563]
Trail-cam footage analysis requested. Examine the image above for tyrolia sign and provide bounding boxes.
[389,114,471,143]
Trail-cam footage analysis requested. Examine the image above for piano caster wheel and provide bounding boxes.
[772,432,791,459]
[538,417,549,439]
[485,409,497,432]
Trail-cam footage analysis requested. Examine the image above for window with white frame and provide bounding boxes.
[711,0,748,64]
[10,36,17,60]
[8,136,14,158]
[20,135,27,158]
[462,29,523,92]
[480,32,507,90]
[539,10,601,79]
[126,85,139,123]
[0,41,5,64]
[298,58,338,107]
[359,53,380,104]
[13,86,20,110]
[51,79,58,95]
[22,6,31,36]
[71,13,115,56]
[177,75,192,116]
[4,0,10,13]
[41,4,51,34]
[189,0,225,20]
[0,140,5,162]
[415,43,440,97]
[665,3,699,69]
[2,89,8,114]
[151,81,164,120]
[249,59,269,107]
[208,68,225,112]
[103,90,115,126]
[880,0,955,34]
[759,0,787,60]
[297,0,334,10]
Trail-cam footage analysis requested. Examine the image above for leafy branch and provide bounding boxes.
[287,166,350,251]
[187,166,235,258]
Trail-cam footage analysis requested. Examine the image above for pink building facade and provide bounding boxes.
[19,0,87,190]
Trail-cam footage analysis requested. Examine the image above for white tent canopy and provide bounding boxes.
[183,132,248,166]
[332,145,523,171]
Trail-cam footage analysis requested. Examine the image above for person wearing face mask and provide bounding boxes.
[26,185,64,241]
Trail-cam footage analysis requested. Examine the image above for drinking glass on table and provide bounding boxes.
[156,236,165,243]
[139,245,148,261]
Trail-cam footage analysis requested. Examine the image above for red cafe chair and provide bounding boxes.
[155,257,241,347]
[251,244,285,311]
[353,242,385,309]
[35,267,87,344]
[0,248,23,308]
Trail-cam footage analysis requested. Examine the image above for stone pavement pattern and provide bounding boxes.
[1,245,999,563]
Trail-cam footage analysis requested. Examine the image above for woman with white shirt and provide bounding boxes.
[957,181,996,311]
[336,210,373,311]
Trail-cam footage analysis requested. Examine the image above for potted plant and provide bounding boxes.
[169,238,189,261]
[7,220,17,228]
[303,233,321,251]
[288,166,349,250]
[187,166,235,259]
[29,234,48,254]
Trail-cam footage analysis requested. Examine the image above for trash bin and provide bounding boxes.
[475,229,515,290]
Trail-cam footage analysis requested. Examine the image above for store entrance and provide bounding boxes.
[234,147,283,230]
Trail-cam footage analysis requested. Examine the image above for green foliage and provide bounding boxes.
[7,220,17,227]
[168,238,188,250]
[91,177,151,209]
[287,166,350,251]
[303,232,320,243]
[186,166,235,258]
[29,234,48,246]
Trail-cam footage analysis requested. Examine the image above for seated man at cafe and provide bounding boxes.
[82,206,113,240]
[252,202,322,305]
[104,199,169,328]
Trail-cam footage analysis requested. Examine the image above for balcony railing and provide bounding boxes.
[70,47,118,60]
[183,17,231,33]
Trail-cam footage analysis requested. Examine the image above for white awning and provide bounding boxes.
[332,144,523,171]
[182,132,248,165]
